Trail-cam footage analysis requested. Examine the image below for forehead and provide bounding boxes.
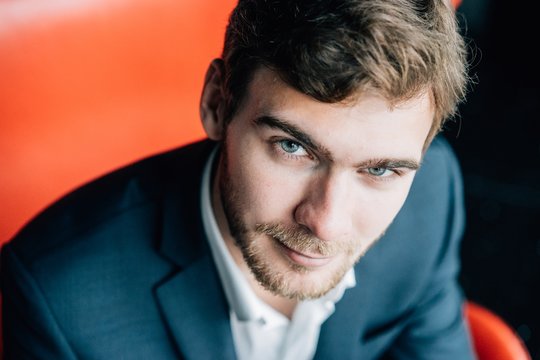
[243,67,434,117]
[237,68,434,159]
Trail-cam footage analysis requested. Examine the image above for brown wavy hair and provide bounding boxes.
[221,0,469,142]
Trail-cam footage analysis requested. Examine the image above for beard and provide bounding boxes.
[217,143,374,301]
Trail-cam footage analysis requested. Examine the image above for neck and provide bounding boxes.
[252,283,298,319]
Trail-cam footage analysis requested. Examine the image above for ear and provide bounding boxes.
[200,59,227,141]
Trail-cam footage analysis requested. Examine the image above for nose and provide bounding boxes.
[294,171,353,242]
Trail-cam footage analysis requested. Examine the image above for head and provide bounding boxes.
[200,0,468,301]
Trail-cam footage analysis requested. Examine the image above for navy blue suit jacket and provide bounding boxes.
[1,137,475,359]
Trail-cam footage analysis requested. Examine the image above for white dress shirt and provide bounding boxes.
[200,147,356,360]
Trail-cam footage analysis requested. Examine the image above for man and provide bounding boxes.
[1,0,474,358]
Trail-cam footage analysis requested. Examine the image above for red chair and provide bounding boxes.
[465,301,531,360]
[1,0,238,357]
[0,0,236,247]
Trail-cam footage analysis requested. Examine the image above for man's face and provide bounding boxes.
[208,68,433,301]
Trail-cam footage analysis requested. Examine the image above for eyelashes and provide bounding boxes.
[269,137,406,183]
[274,139,310,159]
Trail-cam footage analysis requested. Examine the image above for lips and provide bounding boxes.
[277,241,333,268]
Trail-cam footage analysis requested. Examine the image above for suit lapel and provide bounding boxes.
[152,140,236,359]
[313,279,366,359]
[314,221,417,359]
[155,254,236,360]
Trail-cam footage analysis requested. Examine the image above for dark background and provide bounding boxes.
[445,0,540,358]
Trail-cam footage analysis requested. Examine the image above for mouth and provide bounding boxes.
[276,240,334,268]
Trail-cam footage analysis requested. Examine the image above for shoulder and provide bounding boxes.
[3,140,214,268]
[351,134,465,310]
[418,135,463,193]
[395,134,464,246]
[404,135,465,236]
[417,135,463,192]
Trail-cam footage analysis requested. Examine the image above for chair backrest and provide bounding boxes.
[465,301,531,360]
[0,0,236,246]
[0,0,237,356]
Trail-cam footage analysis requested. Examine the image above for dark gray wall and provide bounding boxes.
[446,1,540,357]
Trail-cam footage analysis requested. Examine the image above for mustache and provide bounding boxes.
[255,223,352,257]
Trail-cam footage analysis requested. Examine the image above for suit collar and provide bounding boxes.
[158,140,216,267]
[155,254,236,360]
[154,140,236,359]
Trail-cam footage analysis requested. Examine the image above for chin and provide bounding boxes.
[245,243,356,300]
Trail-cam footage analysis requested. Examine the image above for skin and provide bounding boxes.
[200,60,434,318]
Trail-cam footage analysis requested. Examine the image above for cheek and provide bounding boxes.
[246,162,305,222]
[226,137,305,223]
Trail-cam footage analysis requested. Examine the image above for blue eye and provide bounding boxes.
[279,140,306,155]
[367,167,392,177]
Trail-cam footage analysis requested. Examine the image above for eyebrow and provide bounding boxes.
[253,114,421,170]
[356,158,421,171]
[254,115,333,159]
